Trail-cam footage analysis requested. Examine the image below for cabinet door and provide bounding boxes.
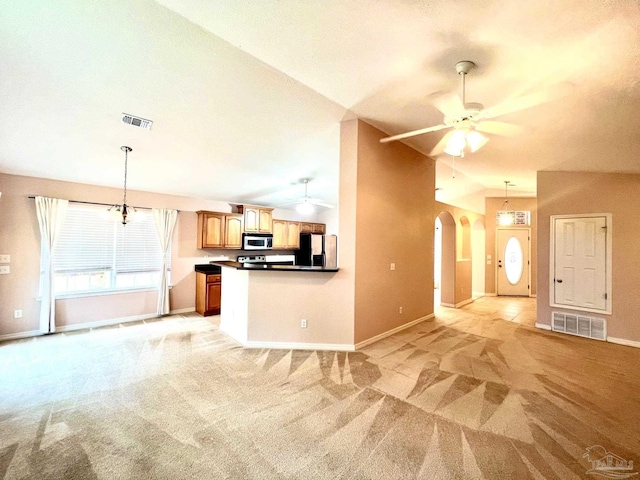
[259,209,273,233]
[243,208,260,233]
[300,223,313,233]
[198,212,224,248]
[272,220,288,249]
[312,223,326,234]
[225,215,243,248]
[206,282,221,315]
[287,222,300,249]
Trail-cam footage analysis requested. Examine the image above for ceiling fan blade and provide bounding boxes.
[380,124,449,143]
[483,81,574,119]
[429,130,456,156]
[309,199,334,209]
[475,120,524,136]
[430,92,464,117]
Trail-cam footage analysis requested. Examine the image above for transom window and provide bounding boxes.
[48,203,170,295]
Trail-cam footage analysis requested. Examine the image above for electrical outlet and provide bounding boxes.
[399,307,403,314]
[0,266,9,274]
[0,254,10,263]
[14,310,22,319]
[390,263,396,271]
[301,319,307,328]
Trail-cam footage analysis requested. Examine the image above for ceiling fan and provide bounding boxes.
[380,60,567,157]
[281,178,334,214]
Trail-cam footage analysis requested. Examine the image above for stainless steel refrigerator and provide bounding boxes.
[295,233,337,268]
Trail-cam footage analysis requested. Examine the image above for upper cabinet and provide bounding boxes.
[197,211,244,249]
[273,220,300,249]
[237,205,273,234]
[300,222,326,234]
[197,208,325,250]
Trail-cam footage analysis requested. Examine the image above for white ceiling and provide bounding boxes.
[2,0,639,212]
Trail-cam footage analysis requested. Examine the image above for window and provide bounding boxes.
[48,204,170,295]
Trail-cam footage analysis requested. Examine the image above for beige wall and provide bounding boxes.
[537,171,640,342]
[0,173,300,337]
[485,196,537,296]
[347,120,436,344]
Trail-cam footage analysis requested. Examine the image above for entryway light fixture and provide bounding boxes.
[107,146,136,225]
[498,180,515,226]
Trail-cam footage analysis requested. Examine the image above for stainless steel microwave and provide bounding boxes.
[242,233,273,250]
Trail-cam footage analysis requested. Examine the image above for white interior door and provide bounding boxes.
[497,229,530,296]
[552,216,608,311]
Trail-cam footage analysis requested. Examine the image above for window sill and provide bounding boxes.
[39,285,173,301]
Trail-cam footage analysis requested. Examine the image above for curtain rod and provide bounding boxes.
[27,196,180,212]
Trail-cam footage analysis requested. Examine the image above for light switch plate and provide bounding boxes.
[0,254,10,263]
[0,266,9,274]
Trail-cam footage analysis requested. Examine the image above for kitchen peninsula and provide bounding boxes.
[210,260,346,350]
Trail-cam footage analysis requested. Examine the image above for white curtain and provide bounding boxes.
[153,208,178,315]
[35,196,68,333]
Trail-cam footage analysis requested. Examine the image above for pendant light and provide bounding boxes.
[498,180,515,226]
[107,146,136,225]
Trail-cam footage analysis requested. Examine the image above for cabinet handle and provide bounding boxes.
[556,279,563,283]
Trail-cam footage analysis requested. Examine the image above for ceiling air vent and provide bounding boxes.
[121,113,152,130]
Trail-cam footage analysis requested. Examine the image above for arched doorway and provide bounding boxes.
[435,211,456,307]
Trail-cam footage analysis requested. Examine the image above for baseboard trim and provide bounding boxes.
[170,307,196,315]
[355,314,435,350]
[440,299,474,309]
[56,313,160,332]
[484,292,497,297]
[535,322,552,331]
[244,340,355,352]
[607,336,640,349]
[0,330,43,342]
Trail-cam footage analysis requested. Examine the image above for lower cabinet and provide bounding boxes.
[196,272,221,316]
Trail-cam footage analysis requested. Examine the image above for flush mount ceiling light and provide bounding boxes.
[107,146,136,225]
[498,180,516,226]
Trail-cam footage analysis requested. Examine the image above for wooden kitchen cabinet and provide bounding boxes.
[196,272,221,316]
[236,205,273,234]
[300,222,326,234]
[273,220,300,249]
[224,215,243,248]
[197,211,243,249]
[287,222,300,249]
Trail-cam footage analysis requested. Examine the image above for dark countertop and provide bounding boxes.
[211,261,339,273]
[194,264,222,274]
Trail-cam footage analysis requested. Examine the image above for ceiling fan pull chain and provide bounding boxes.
[451,154,456,179]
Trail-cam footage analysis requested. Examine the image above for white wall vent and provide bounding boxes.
[552,312,606,341]
[121,113,152,130]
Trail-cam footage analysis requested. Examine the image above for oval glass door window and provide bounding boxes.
[504,236,524,285]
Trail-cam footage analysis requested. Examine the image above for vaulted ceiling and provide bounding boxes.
[2,0,639,212]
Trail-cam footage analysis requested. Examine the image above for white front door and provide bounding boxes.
[552,216,608,311]
[497,228,530,296]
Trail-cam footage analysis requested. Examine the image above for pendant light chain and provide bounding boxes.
[123,146,129,206]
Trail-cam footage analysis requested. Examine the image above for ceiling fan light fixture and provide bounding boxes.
[466,130,489,152]
[296,200,314,215]
[444,130,466,156]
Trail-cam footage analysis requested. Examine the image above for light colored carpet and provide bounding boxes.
[1,297,639,479]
